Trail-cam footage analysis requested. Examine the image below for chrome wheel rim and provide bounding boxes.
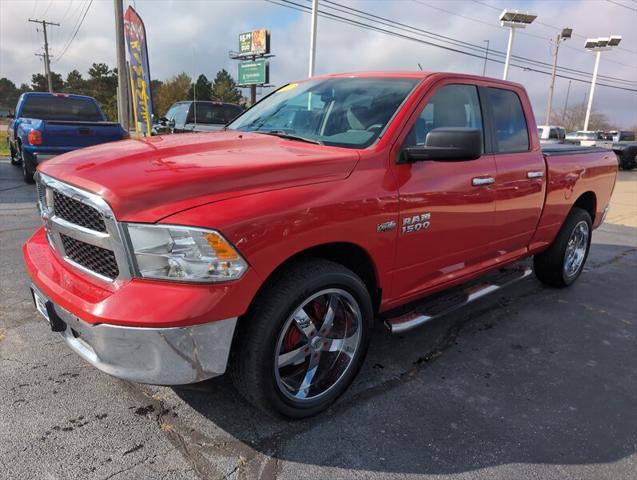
[274,288,362,402]
[564,220,589,278]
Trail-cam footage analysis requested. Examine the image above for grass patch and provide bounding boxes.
[0,141,9,158]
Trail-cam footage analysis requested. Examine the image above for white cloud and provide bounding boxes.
[1,0,636,126]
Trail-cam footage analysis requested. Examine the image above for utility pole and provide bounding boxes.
[308,0,318,77]
[114,0,129,130]
[482,40,490,76]
[545,28,572,125]
[29,18,59,93]
[561,80,571,125]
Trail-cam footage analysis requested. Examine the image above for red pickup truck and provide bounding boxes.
[24,72,617,418]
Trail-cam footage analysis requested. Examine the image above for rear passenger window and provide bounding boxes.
[488,88,529,153]
[403,84,483,149]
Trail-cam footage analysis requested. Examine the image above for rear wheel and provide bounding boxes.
[21,147,35,184]
[231,259,373,418]
[534,207,592,287]
[9,143,20,166]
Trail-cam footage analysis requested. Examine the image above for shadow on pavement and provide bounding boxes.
[174,241,637,476]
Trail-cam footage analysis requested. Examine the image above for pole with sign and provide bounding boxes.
[230,29,273,105]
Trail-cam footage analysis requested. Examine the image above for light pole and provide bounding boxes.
[482,40,490,76]
[308,0,319,77]
[545,28,572,125]
[499,10,537,80]
[583,35,622,131]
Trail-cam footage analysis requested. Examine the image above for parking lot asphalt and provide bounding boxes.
[1,159,636,480]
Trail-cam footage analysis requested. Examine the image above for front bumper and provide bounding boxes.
[31,284,237,385]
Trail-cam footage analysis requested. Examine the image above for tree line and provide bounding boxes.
[0,64,244,121]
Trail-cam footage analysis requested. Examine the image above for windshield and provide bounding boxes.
[227,77,419,148]
[21,95,104,122]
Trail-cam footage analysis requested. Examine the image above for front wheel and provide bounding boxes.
[534,207,592,287]
[231,259,373,418]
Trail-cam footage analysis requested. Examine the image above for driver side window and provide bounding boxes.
[403,84,483,149]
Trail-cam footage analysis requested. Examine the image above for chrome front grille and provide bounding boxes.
[53,190,107,232]
[36,173,131,282]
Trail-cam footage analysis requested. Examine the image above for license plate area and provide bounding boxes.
[31,287,67,332]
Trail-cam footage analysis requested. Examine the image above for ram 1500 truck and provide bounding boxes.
[7,92,128,184]
[23,72,617,418]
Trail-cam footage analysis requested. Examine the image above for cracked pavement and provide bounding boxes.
[1,159,636,480]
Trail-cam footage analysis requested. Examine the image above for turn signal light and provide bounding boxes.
[28,129,43,145]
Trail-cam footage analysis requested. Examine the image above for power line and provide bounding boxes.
[410,0,637,83]
[469,0,637,56]
[54,0,93,64]
[605,0,637,12]
[265,0,637,93]
[314,0,637,86]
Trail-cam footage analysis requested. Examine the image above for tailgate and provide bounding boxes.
[42,121,123,148]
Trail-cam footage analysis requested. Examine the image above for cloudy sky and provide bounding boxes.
[1,0,636,127]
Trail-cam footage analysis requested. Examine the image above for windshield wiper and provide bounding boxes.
[256,130,323,145]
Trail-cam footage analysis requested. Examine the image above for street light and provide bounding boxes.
[583,35,622,131]
[545,27,572,125]
[499,9,537,80]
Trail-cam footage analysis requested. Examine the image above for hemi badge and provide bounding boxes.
[377,221,397,233]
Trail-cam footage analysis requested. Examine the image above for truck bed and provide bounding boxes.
[542,144,611,156]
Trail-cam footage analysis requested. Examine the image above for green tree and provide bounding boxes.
[0,77,20,108]
[210,69,241,104]
[189,74,212,101]
[86,63,118,120]
[64,69,87,94]
[154,72,192,117]
[31,72,64,92]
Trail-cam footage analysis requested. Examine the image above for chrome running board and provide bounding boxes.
[384,264,533,334]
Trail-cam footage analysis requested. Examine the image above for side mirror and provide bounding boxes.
[400,128,482,163]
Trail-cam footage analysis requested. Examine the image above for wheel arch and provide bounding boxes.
[573,191,597,223]
[252,242,382,315]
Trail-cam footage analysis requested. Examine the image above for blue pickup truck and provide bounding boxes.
[7,92,128,183]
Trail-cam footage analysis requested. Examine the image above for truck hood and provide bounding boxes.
[39,131,359,222]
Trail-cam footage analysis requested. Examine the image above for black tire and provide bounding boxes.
[21,148,35,184]
[534,207,592,288]
[9,143,20,166]
[230,259,373,418]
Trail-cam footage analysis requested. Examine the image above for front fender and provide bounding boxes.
[159,176,399,300]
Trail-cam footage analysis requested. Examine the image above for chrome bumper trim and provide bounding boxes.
[32,285,237,385]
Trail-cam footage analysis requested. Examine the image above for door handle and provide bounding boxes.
[527,171,544,179]
[472,177,495,186]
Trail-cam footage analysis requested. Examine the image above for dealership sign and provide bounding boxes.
[123,6,153,135]
[238,60,269,85]
[239,30,270,56]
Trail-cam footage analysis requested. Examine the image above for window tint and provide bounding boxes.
[173,103,189,125]
[487,88,529,152]
[164,104,180,121]
[549,128,558,139]
[223,104,242,123]
[189,103,225,124]
[21,95,103,121]
[403,84,483,149]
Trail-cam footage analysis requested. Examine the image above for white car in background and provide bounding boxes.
[537,125,566,144]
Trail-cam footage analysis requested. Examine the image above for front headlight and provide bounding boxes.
[125,224,248,282]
